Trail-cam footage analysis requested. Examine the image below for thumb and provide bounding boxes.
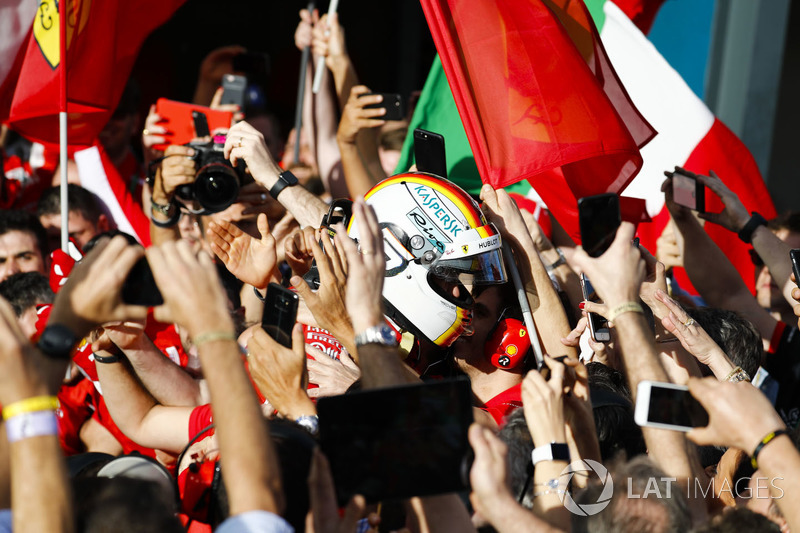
[291,275,314,301]
[257,213,271,241]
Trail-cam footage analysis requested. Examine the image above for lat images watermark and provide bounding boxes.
[559,459,613,516]
[557,460,785,517]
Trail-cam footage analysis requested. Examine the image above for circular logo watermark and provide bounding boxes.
[559,459,614,516]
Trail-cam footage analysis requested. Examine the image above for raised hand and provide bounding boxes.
[306,345,360,398]
[247,324,315,419]
[291,228,353,352]
[207,213,279,289]
[337,86,387,145]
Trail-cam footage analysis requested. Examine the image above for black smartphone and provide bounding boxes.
[318,377,474,505]
[191,110,210,138]
[634,381,709,432]
[121,257,164,307]
[671,170,706,213]
[579,272,610,343]
[790,249,800,288]
[363,93,405,121]
[261,283,299,348]
[578,193,621,257]
[414,128,447,179]
[220,74,247,108]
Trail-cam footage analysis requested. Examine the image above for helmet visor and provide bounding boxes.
[429,247,507,285]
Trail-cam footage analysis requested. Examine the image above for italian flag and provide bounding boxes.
[400,0,775,292]
[589,0,775,292]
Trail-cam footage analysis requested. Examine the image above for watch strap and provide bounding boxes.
[531,442,571,466]
[37,324,79,360]
[355,324,398,348]
[738,212,767,244]
[269,170,299,200]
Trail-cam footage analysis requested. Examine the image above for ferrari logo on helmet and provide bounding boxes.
[461,244,469,254]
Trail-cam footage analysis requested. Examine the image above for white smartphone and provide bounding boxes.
[634,381,709,432]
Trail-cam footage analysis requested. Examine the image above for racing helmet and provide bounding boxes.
[348,173,508,346]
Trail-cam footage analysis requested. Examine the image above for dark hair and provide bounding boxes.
[497,408,535,508]
[574,456,691,533]
[691,506,780,533]
[767,211,800,235]
[587,363,646,461]
[0,272,54,316]
[686,307,762,378]
[73,477,185,533]
[37,184,104,225]
[0,209,48,259]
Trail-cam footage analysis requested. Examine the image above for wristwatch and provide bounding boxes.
[354,324,398,349]
[269,170,299,200]
[531,442,571,466]
[37,324,80,360]
[545,248,567,273]
[295,415,319,436]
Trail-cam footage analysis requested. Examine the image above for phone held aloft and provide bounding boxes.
[261,283,299,348]
[671,168,706,213]
[579,272,610,343]
[634,381,709,432]
[578,193,620,258]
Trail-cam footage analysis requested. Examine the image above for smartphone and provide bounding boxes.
[261,283,299,348]
[578,193,621,257]
[153,99,233,151]
[634,381,709,432]
[220,74,247,108]
[790,249,800,288]
[671,170,705,213]
[121,257,164,307]
[363,93,405,121]
[414,128,447,179]
[580,272,611,343]
[191,110,210,138]
[318,377,474,505]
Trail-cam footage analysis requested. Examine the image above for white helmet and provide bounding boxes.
[348,173,507,347]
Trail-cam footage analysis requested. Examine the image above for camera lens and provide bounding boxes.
[194,163,240,212]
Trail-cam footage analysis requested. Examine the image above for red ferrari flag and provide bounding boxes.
[4,0,185,148]
[419,0,656,240]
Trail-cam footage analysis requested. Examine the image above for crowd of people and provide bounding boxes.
[0,7,799,533]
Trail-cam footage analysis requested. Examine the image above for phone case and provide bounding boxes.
[364,93,404,121]
[790,249,800,287]
[153,99,234,151]
[578,193,620,257]
[414,128,447,178]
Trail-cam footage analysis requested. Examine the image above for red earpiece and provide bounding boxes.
[485,317,530,369]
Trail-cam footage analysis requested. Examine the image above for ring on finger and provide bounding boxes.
[684,318,695,327]
[360,249,374,255]
[143,129,150,136]
[238,137,243,148]
[260,193,267,202]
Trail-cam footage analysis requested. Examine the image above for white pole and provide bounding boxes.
[503,242,544,369]
[311,0,339,94]
[59,111,68,251]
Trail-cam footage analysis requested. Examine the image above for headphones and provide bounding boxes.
[484,307,531,370]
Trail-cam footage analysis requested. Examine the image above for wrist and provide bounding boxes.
[352,314,384,336]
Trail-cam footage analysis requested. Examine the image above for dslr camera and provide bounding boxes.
[177,136,244,213]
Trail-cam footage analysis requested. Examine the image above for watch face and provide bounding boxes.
[281,170,299,186]
[379,325,396,344]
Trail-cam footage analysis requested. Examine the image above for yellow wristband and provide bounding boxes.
[193,331,237,347]
[607,301,644,323]
[2,395,59,421]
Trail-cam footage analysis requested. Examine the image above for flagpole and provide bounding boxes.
[311,0,338,94]
[503,242,544,369]
[59,0,69,251]
[294,1,315,164]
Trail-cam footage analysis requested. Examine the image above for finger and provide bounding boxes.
[292,323,306,360]
[210,87,223,108]
[291,275,315,304]
[309,448,339,532]
[543,354,566,392]
[581,300,608,318]
[257,213,272,242]
[319,230,345,281]
[340,495,366,533]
